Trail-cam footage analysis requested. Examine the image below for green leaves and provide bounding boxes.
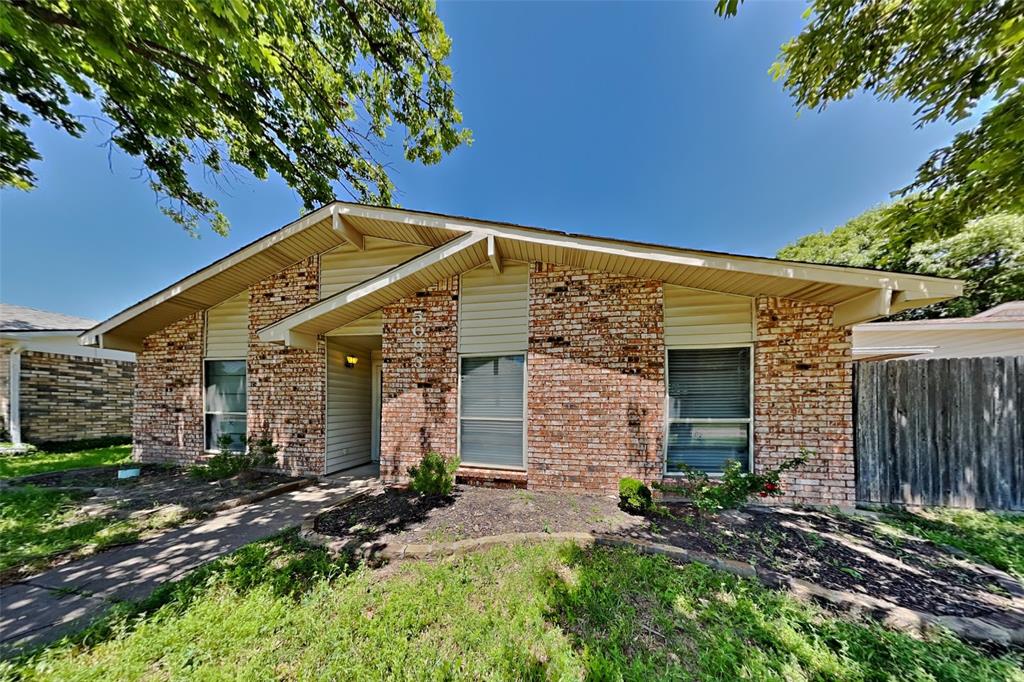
[2,0,470,235]
[720,0,1024,239]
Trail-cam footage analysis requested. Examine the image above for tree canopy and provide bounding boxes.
[717,0,1024,243]
[779,207,1024,319]
[1,0,470,235]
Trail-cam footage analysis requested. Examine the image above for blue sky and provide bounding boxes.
[0,1,969,321]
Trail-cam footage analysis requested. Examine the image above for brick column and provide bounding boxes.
[134,312,204,465]
[528,263,665,492]
[248,255,326,475]
[754,296,855,506]
[379,277,459,483]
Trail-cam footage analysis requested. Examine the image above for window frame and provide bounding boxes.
[456,352,528,471]
[203,357,248,453]
[662,343,754,476]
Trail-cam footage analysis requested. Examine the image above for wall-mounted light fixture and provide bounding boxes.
[345,355,359,368]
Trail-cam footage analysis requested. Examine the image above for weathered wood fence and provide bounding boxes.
[855,356,1024,511]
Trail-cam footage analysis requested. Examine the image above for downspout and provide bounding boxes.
[9,344,22,444]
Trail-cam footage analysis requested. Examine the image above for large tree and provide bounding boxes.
[718,0,1024,244]
[779,207,1024,319]
[1,0,470,235]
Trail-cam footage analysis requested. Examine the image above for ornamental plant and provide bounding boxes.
[191,432,279,481]
[408,451,459,496]
[618,478,653,514]
[656,448,812,515]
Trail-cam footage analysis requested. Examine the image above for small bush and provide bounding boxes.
[618,477,653,514]
[190,433,279,481]
[657,449,811,515]
[407,451,458,496]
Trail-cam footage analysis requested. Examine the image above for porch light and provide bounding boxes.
[345,355,359,368]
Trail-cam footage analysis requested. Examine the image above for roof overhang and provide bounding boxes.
[82,201,965,351]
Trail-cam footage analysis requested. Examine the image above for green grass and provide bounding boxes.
[0,486,185,575]
[0,445,133,479]
[6,534,1020,681]
[879,508,1024,578]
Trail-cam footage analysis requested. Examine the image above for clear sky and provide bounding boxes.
[0,1,970,321]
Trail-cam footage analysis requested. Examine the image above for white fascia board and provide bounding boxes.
[80,203,337,347]
[855,320,1024,332]
[334,203,964,299]
[258,231,488,343]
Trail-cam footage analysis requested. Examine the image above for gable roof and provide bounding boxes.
[1,303,97,333]
[81,201,964,351]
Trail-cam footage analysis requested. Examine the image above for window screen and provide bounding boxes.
[666,347,750,473]
[205,359,247,450]
[459,355,524,468]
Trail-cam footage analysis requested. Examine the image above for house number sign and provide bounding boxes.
[411,309,426,370]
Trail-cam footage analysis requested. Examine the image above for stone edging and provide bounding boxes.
[199,477,316,513]
[298,498,1024,646]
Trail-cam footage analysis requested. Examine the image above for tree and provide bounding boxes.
[779,207,1024,319]
[1,0,471,235]
[717,0,1024,243]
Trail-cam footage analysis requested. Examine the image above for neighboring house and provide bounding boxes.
[1,304,135,445]
[80,203,962,506]
[852,301,1024,361]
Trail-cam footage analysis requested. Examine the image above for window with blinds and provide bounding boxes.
[459,355,525,468]
[205,359,247,451]
[666,346,751,473]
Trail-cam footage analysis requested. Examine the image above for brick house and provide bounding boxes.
[1,303,135,446]
[81,203,962,506]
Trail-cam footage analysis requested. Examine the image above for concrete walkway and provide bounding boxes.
[1,473,377,655]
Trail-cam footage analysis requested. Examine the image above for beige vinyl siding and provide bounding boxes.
[205,290,249,359]
[325,311,383,336]
[459,263,529,354]
[325,339,372,473]
[664,285,753,346]
[320,237,430,299]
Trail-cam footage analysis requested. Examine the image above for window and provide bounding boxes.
[459,355,525,468]
[205,359,247,450]
[666,346,751,474]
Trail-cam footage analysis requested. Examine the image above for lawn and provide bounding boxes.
[0,445,133,479]
[879,508,1024,579]
[0,486,185,576]
[7,534,1021,681]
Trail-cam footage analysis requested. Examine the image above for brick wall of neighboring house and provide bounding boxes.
[753,296,855,507]
[134,313,205,465]
[0,345,9,438]
[17,351,134,444]
[248,255,326,475]
[527,263,665,492]
[379,277,459,483]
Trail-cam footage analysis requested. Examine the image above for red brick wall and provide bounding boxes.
[527,263,665,492]
[134,312,204,465]
[379,277,459,483]
[754,296,855,506]
[248,255,325,475]
[19,351,134,444]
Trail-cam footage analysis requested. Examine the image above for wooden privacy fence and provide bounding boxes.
[855,356,1024,511]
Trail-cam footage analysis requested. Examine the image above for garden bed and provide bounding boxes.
[613,504,1024,628]
[313,485,641,551]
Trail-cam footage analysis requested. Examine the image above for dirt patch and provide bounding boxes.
[13,464,297,511]
[314,485,641,551]
[615,504,1024,627]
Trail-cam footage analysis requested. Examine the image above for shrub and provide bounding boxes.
[190,433,279,481]
[656,449,812,515]
[407,451,458,496]
[618,477,653,514]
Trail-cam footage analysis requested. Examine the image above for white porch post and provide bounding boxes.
[9,345,22,444]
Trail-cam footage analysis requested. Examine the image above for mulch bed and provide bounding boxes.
[9,464,298,512]
[313,485,642,550]
[615,504,1023,626]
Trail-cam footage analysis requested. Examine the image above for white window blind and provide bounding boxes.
[459,355,525,468]
[666,347,751,473]
[205,359,247,450]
